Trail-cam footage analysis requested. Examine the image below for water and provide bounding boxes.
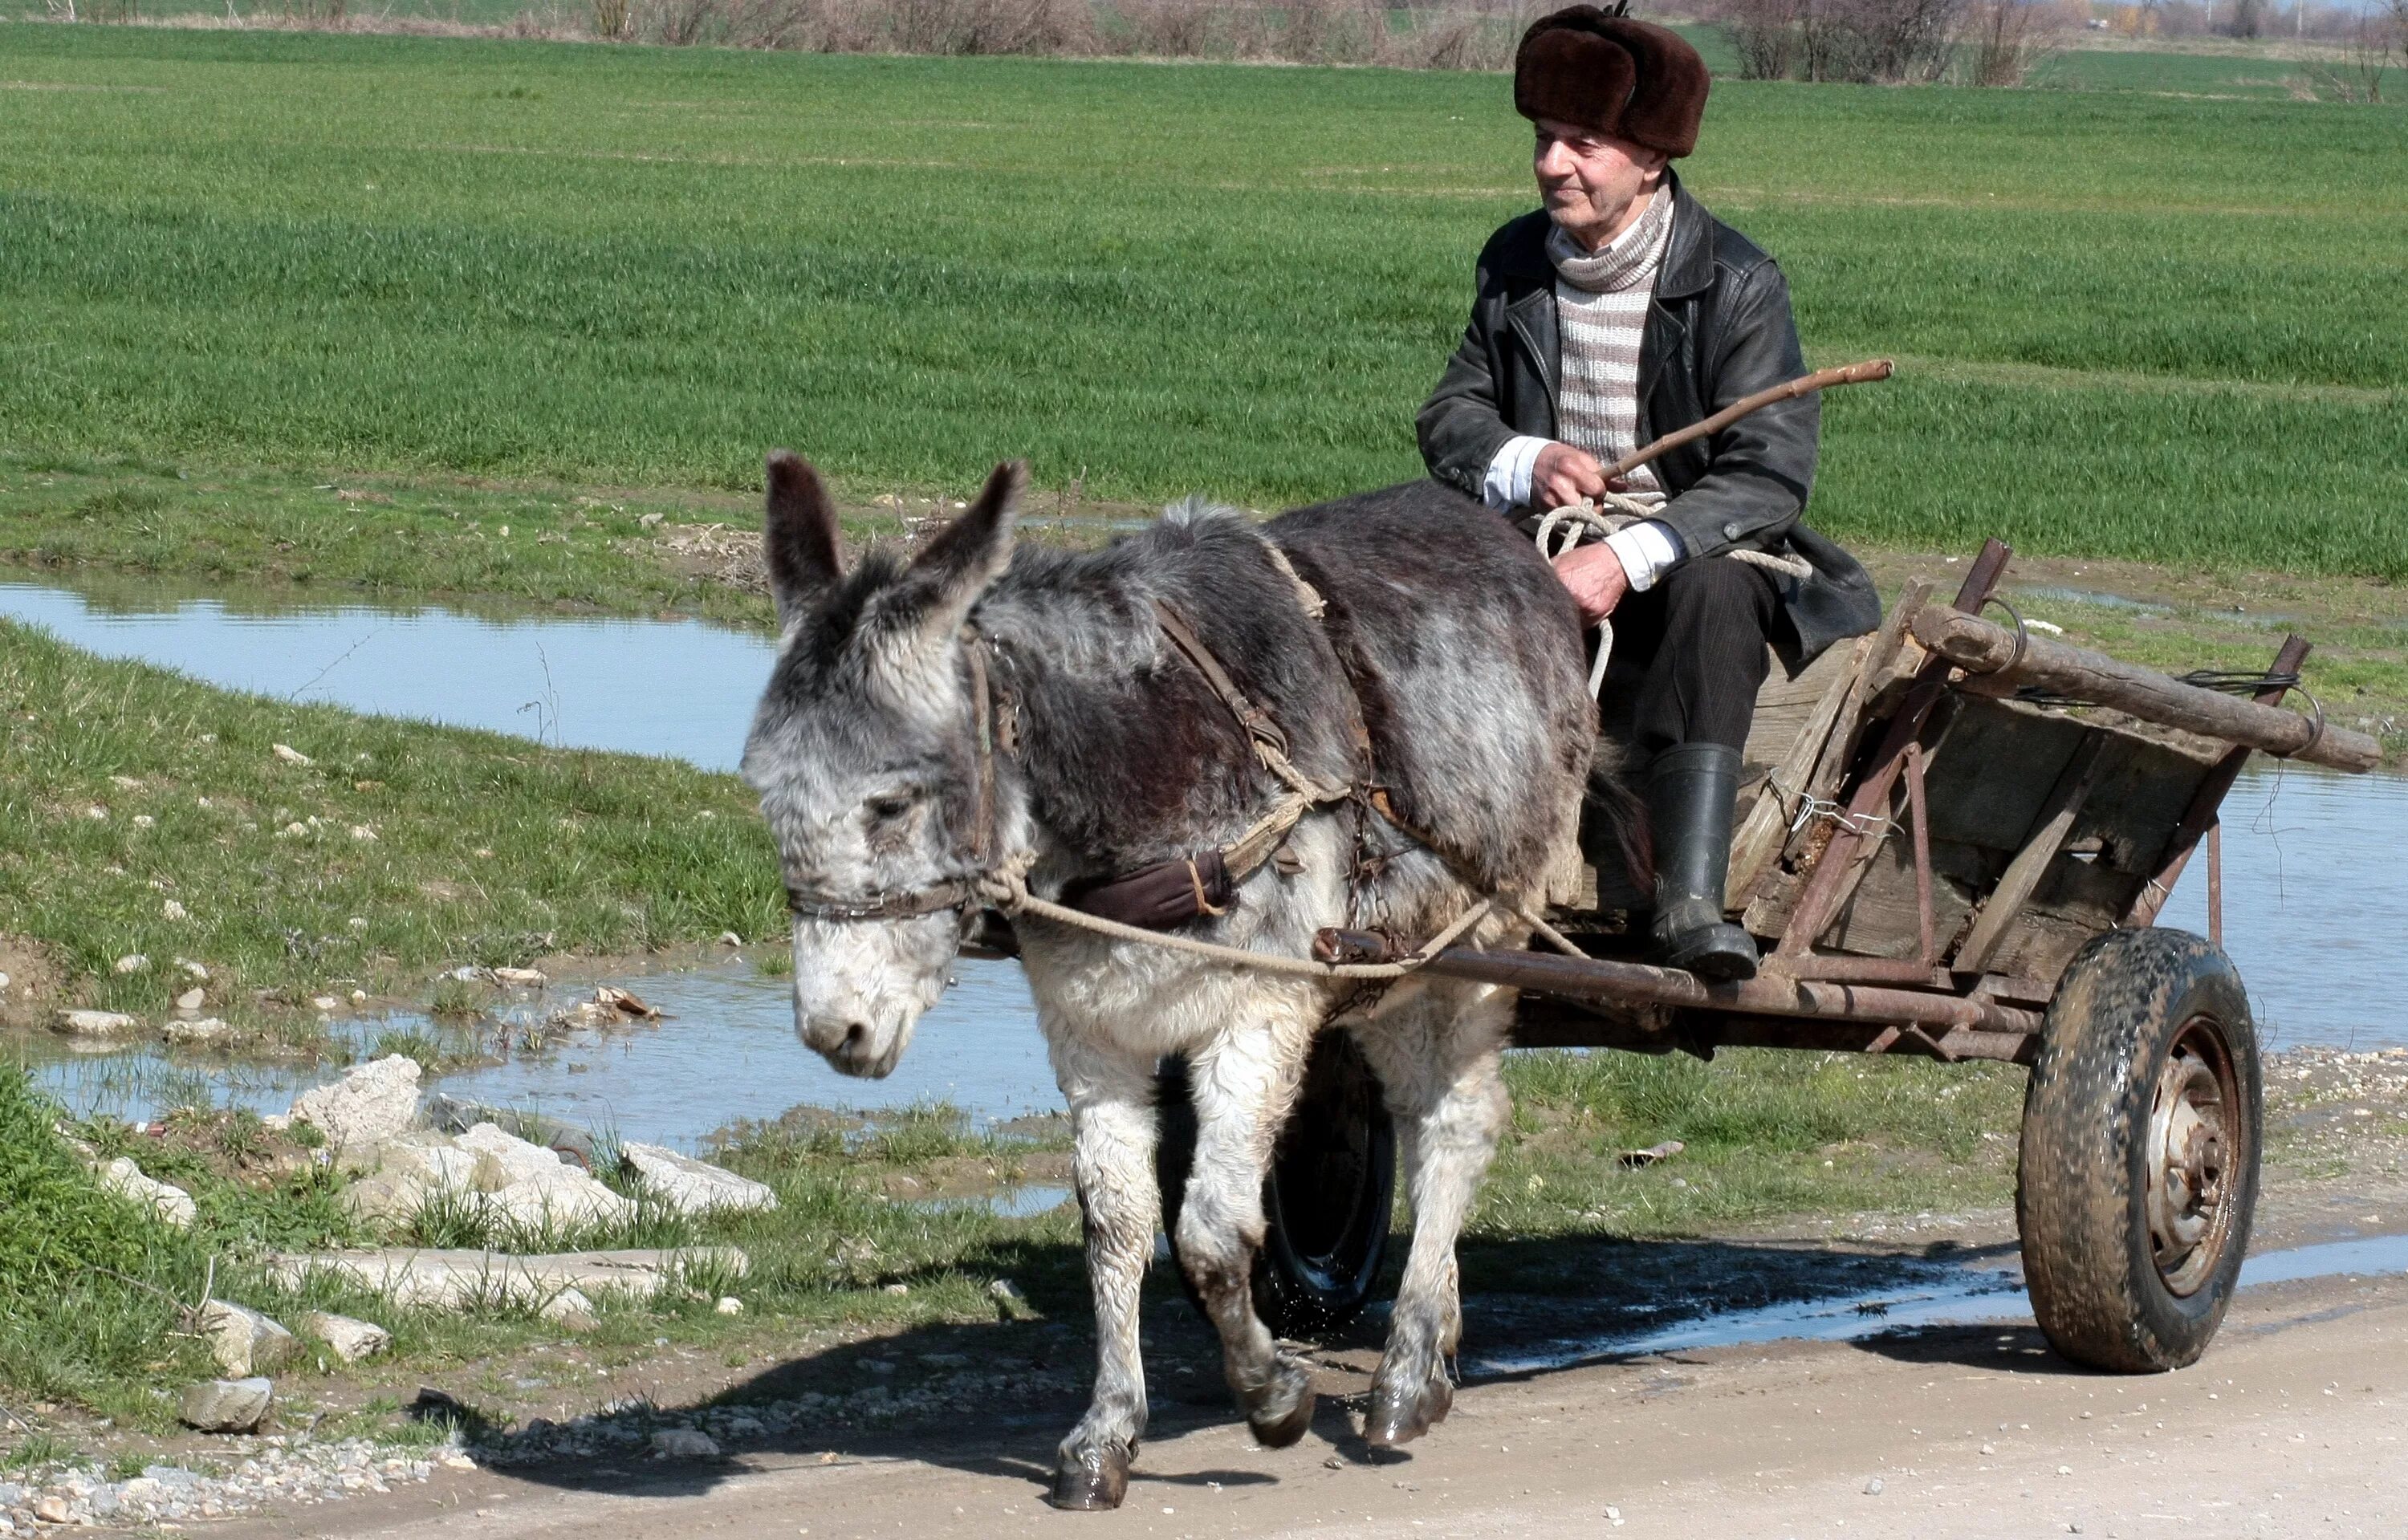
[0,577,774,772]
[4,571,2406,1152]
[1468,1231,2408,1374]
[20,955,1057,1151]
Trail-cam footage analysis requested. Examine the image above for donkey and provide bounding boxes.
[741,452,1595,1509]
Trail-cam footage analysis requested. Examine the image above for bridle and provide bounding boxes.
[782,625,1010,925]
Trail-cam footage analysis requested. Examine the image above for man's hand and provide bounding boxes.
[1553,540,1630,624]
[1531,441,1609,513]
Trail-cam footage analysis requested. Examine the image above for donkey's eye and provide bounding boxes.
[864,792,915,823]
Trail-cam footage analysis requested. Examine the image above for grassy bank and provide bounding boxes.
[2,28,2405,576]
[0,615,781,1034]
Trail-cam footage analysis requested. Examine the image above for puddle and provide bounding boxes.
[2157,766,2408,1052]
[4,571,2406,1155]
[20,955,1057,1152]
[0,577,774,772]
[1467,1231,2408,1375]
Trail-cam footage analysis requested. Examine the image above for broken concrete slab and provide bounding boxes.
[289,1054,421,1153]
[620,1142,778,1217]
[179,1377,273,1433]
[262,1247,747,1311]
[95,1156,196,1228]
[300,1311,393,1364]
[197,1302,298,1379]
[54,1009,144,1037]
[455,1123,633,1230]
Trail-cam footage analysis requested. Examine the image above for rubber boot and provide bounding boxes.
[1646,742,1759,982]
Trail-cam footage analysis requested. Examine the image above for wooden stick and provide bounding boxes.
[1601,358,1896,482]
[1911,608,2379,772]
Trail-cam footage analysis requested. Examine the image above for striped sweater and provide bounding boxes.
[1547,186,1675,505]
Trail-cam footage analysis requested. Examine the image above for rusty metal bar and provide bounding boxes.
[1417,942,2044,1035]
[1775,538,2013,957]
[1761,955,1957,988]
[1508,997,2037,1064]
[2126,633,2312,928]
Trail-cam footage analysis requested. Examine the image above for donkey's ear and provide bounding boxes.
[868,460,1023,648]
[763,450,842,626]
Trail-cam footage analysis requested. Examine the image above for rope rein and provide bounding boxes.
[1536,497,1815,701]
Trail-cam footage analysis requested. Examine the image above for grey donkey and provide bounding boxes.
[741,452,1596,1509]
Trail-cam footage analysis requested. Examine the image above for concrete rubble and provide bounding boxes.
[197,1302,298,1378]
[290,1054,422,1154]
[179,1377,274,1434]
[53,1008,143,1037]
[95,1155,197,1228]
[302,1311,394,1363]
[263,1246,748,1311]
[620,1141,779,1217]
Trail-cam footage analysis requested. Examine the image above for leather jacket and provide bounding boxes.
[1417,169,1880,663]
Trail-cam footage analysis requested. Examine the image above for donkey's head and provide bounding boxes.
[741,451,1023,1078]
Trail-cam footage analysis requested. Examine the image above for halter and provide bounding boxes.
[782,626,1008,924]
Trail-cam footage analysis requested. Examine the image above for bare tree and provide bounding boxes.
[1963,0,2061,84]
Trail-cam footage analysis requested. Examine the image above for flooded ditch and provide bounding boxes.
[5,571,2406,1155]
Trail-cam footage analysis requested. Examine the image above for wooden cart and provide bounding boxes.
[1209,539,2382,1373]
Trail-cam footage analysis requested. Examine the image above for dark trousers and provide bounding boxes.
[1597,558,1783,758]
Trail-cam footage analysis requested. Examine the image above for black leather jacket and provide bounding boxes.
[1417,170,1879,663]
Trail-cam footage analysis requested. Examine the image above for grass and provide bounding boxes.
[1,29,2404,579]
[0,613,783,1022]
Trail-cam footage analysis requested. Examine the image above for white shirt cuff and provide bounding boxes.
[1483,435,1552,511]
[1603,520,1682,592]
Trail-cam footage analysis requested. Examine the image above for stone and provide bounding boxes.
[540,1287,600,1332]
[650,1428,718,1460]
[174,987,207,1011]
[300,1311,392,1363]
[32,1495,69,1525]
[197,1302,298,1378]
[620,1142,779,1217]
[179,1378,273,1433]
[177,959,209,980]
[489,967,547,987]
[113,953,149,974]
[162,1018,242,1048]
[161,899,188,921]
[289,1054,421,1154]
[714,1296,743,1316]
[270,743,313,766]
[265,1247,747,1311]
[340,1169,431,1228]
[54,1009,143,1037]
[96,1156,196,1227]
[455,1123,633,1230]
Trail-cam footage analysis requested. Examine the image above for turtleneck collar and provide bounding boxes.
[1545,184,1674,296]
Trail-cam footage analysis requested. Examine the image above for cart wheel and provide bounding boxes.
[2017,926,2261,1372]
[1155,1032,1397,1339]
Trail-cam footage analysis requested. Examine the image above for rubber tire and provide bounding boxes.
[2017,926,2262,1373]
[1156,1033,1397,1339]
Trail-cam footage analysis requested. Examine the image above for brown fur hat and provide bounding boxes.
[1513,5,1710,159]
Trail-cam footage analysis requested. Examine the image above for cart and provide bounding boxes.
[1185,539,2382,1373]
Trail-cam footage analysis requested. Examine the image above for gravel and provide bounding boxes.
[0,1440,475,1532]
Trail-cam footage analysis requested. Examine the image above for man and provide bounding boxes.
[1418,3,1879,981]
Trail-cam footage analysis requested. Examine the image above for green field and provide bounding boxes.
[2,26,2405,579]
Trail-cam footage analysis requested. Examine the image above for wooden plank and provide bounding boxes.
[1822,835,1988,961]
[1728,633,1869,908]
[1771,542,2014,956]
[1912,610,2378,771]
[1952,735,2109,974]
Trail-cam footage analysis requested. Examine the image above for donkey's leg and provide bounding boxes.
[1177,1001,1317,1449]
[1047,1039,1163,1511]
[1350,981,1514,1447]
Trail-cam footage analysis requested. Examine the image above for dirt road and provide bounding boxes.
[218,1262,2407,1540]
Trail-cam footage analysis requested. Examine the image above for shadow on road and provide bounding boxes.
[466,1228,2069,1507]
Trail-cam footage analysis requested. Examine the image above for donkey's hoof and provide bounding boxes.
[1247,1388,1316,1450]
[1047,1442,1131,1511]
[1362,1371,1452,1448]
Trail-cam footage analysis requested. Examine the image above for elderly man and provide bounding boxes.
[1418,3,1879,981]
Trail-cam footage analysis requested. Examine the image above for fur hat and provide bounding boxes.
[1513,4,1710,160]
